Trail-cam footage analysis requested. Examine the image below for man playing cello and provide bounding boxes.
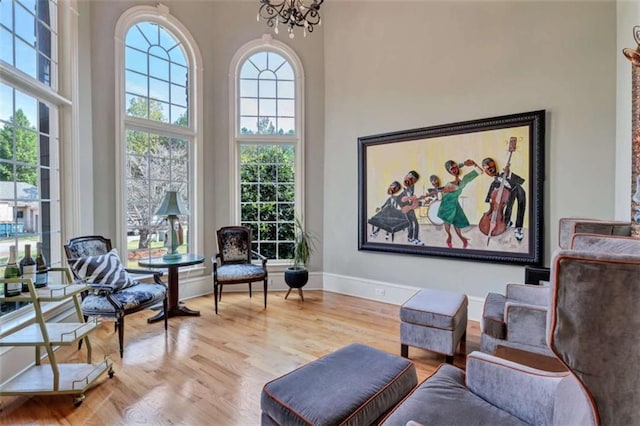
[481,155,526,242]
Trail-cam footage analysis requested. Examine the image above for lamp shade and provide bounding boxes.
[155,191,190,216]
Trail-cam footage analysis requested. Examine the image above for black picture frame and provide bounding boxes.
[358,110,545,265]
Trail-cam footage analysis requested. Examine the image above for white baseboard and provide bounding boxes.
[178,272,323,301]
[323,273,484,322]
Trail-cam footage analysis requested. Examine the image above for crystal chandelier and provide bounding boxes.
[257,0,324,39]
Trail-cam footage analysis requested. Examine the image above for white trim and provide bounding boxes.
[322,272,485,322]
[181,270,485,321]
[0,62,71,108]
[124,116,197,139]
[1,0,72,326]
[59,0,81,242]
[228,34,306,229]
[113,3,205,257]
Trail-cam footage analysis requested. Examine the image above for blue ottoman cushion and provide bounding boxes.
[400,289,467,330]
[261,343,418,426]
[381,364,527,426]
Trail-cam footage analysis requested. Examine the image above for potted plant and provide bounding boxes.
[284,216,317,291]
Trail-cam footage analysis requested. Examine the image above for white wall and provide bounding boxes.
[323,1,618,306]
[80,1,630,318]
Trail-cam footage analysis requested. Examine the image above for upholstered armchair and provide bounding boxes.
[481,218,634,358]
[212,226,268,314]
[382,249,640,425]
[481,282,552,357]
[570,232,640,254]
[558,217,632,249]
[64,235,168,358]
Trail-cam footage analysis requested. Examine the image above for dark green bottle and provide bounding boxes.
[3,245,21,297]
[19,244,36,292]
[35,242,48,288]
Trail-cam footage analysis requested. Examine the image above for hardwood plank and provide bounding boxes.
[0,291,481,424]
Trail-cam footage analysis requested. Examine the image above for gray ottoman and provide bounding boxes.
[400,289,468,364]
[261,343,418,425]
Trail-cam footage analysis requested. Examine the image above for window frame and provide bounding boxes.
[114,4,204,264]
[0,0,75,325]
[229,34,305,267]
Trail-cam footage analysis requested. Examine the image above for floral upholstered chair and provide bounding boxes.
[212,226,268,314]
[64,235,168,358]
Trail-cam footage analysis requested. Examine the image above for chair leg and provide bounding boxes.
[263,278,267,308]
[460,330,467,355]
[117,317,125,358]
[249,282,252,298]
[401,344,409,358]
[218,284,223,301]
[213,282,219,314]
[213,280,218,315]
[163,297,168,331]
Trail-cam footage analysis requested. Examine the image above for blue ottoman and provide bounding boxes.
[261,343,418,425]
[400,289,468,364]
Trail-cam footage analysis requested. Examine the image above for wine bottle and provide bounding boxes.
[35,242,48,288]
[19,244,36,292]
[3,245,21,297]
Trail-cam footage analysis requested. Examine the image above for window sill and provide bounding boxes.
[266,261,296,273]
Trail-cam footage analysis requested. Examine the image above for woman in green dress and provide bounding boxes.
[438,159,483,248]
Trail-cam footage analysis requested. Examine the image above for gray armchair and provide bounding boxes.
[481,282,552,357]
[558,217,631,248]
[382,249,640,425]
[480,218,634,358]
[570,232,640,254]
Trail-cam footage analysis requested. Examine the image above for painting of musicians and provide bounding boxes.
[358,111,544,265]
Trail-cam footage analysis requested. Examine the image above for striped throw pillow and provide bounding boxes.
[69,248,134,291]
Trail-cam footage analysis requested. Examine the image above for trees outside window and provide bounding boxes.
[0,0,62,317]
[230,36,305,264]
[116,6,201,266]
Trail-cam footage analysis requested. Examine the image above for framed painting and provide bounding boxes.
[358,110,545,265]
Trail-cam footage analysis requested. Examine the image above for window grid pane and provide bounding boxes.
[125,22,189,127]
[239,144,295,261]
[238,51,295,136]
[5,0,58,87]
[125,130,191,266]
[0,83,58,315]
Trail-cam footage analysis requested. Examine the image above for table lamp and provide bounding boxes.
[156,191,189,260]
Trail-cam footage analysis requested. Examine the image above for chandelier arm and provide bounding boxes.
[258,0,323,34]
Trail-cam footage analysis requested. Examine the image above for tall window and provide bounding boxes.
[231,36,304,263]
[0,0,63,317]
[116,5,201,266]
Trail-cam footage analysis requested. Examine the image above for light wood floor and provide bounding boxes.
[1,291,480,425]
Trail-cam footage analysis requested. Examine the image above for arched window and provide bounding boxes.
[115,4,203,265]
[230,35,304,263]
